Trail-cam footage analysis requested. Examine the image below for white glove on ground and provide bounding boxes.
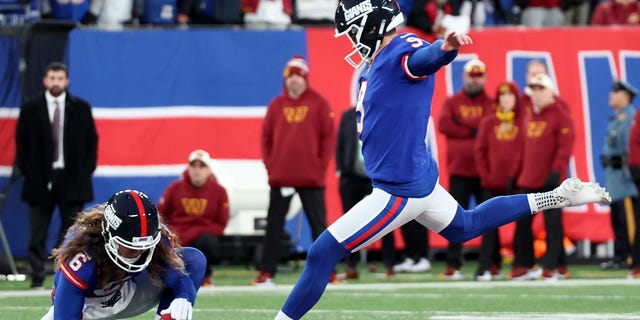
[160,298,193,320]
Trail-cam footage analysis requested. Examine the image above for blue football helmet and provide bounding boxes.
[102,190,162,273]
[335,0,404,68]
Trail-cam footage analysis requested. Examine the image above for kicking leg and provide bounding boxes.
[438,193,533,243]
[425,179,611,243]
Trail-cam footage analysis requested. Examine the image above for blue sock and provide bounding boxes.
[439,194,531,243]
[281,231,349,319]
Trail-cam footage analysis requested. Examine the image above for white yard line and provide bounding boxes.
[327,291,636,301]
[187,309,640,320]
[4,306,639,320]
[427,311,640,319]
[1,278,637,298]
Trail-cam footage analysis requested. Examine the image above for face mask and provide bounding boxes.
[120,253,142,265]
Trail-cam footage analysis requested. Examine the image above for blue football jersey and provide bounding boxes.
[357,33,445,198]
[50,249,140,319]
[48,241,196,319]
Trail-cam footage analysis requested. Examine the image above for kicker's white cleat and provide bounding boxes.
[553,178,611,206]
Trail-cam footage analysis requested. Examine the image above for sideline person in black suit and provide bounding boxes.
[335,106,372,279]
[15,62,98,289]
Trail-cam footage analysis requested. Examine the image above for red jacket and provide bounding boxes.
[438,90,494,177]
[591,0,640,25]
[474,113,524,192]
[517,102,575,189]
[261,87,335,187]
[628,111,640,167]
[525,0,560,8]
[157,170,229,246]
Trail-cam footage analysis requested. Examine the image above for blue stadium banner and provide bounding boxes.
[0,35,21,107]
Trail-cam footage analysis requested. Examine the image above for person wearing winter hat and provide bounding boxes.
[282,55,309,99]
[157,149,230,287]
[253,55,336,286]
[473,81,524,281]
[437,58,494,280]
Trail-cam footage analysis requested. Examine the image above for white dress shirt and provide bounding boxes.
[45,91,66,169]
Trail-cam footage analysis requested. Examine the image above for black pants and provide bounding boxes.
[382,220,429,268]
[513,188,565,270]
[512,214,536,268]
[29,169,84,285]
[190,233,220,277]
[28,201,82,284]
[445,175,483,268]
[339,176,372,268]
[610,196,640,266]
[541,207,566,269]
[475,189,502,275]
[259,187,327,275]
[381,233,397,269]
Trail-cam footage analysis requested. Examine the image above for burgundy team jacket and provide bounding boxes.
[517,101,575,190]
[438,90,494,178]
[261,87,335,188]
[474,113,525,192]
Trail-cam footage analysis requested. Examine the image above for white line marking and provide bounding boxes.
[0,106,267,119]
[2,306,640,320]
[3,278,637,298]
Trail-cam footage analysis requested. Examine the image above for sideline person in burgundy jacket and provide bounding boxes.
[437,59,494,280]
[473,81,524,281]
[511,73,575,281]
[253,55,335,285]
[158,149,229,286]
[438,59,493,280]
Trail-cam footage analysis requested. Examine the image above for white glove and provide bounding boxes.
[160,298,193,320]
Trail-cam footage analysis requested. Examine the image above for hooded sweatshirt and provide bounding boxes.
[261,85,335,187]
[157,169,229,245]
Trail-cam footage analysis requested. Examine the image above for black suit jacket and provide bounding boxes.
[336,107,366,178]
[15,92,98,204]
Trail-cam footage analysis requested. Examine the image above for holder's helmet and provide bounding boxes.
[102,190,161,273]
[335,0,404,68]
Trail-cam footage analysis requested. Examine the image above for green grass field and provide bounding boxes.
[1,261,639,320]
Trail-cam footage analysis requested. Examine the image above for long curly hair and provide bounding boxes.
[51,204,185,288]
